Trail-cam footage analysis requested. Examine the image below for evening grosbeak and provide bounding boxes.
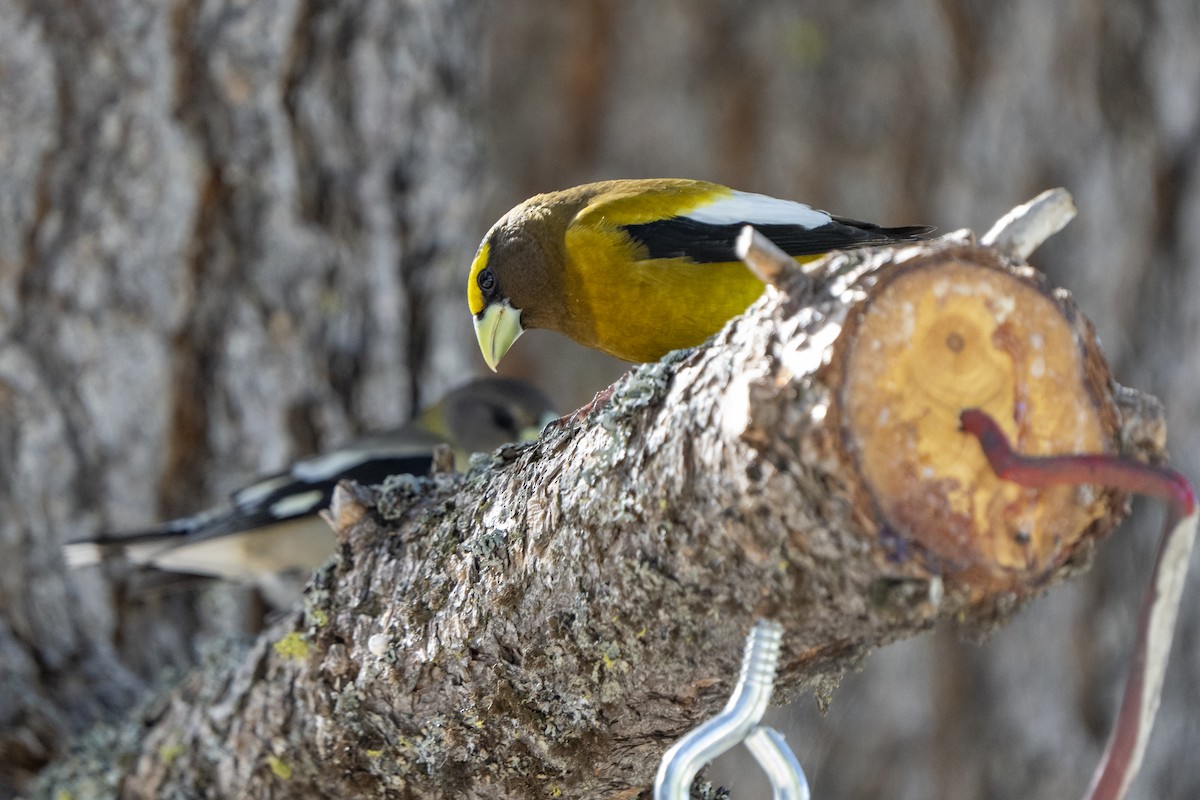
[65,378,555,604]
[468,178,933,368]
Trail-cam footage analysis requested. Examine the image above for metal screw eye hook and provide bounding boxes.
[656,620,808,799]
[743,726,812,800]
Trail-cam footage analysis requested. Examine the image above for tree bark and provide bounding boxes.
[0,1,483,795]
[6,2,1198,798]
[35,234,1167,798]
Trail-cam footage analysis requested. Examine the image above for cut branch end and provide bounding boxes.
[837,248,1119,590]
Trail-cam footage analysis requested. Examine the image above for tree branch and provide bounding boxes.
[40,205,1167,799]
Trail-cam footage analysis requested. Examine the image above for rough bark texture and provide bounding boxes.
[0,1,483,795]
[484,4,1200,798]
[4,1,1200,798]
[34,240,1162,798]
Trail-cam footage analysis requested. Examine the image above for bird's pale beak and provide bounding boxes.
[474,301,524,372]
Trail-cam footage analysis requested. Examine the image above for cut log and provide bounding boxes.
[41,230,1161,799]
[838,249,1122,592]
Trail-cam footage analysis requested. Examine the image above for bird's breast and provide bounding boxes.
[562,224,766,362]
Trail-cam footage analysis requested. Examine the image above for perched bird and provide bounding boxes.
[469,178,933,368]
[65,378,555,605]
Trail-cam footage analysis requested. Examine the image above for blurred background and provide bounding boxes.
[1,0,1198,797]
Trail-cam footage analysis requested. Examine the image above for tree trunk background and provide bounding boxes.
[0,0,484,794]
[1,1,1198,799]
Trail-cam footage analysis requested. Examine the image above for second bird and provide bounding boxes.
[66,378,556,606]
[469,178,933,369]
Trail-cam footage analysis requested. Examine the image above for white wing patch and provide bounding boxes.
[685,190,831,229]
[232,475,293,509]
[269,489,327,519]
[292,450,372,482]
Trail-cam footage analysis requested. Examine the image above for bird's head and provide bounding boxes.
[429,377,557,456]
[468,234,525,372]
[468,196,576,371]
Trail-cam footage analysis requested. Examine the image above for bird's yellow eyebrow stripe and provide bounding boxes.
[467,241,490,315]
[574,183,733,227]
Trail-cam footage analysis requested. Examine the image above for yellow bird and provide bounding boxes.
[468,178,933,368]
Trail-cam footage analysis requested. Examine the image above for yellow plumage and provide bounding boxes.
[562,223,764,361]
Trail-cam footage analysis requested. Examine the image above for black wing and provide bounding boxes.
[72,453,434,548]
[621,216,934,263]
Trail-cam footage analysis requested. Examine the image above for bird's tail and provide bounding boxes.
[62,541,107,569]
[881,223,937,240]
[62,538,171,570]
[832,216,936,241]
[62,515,218,569]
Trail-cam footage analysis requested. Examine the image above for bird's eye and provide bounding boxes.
[490,406,516,434]
[477,268,497,295]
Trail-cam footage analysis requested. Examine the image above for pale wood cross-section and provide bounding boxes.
[840,251,1122,591]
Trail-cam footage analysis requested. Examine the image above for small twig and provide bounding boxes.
[737,225,811,293]
[980,188,1077,260]
[321,480,373,542]
[960,409,1198,800]
[430,443,456,474]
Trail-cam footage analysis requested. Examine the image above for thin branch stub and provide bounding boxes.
[980,187,1077,259]
[737,225,811,293]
